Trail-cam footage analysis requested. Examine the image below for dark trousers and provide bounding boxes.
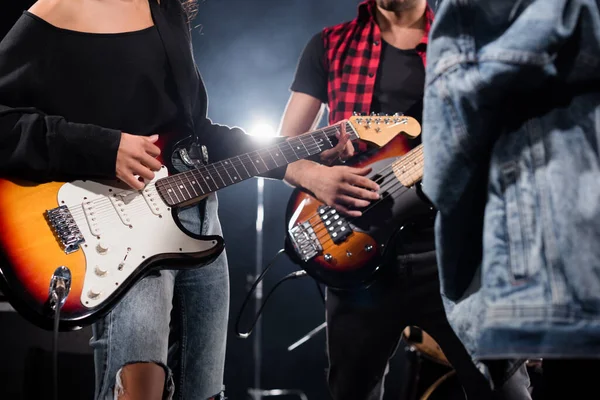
[325,250,493,400]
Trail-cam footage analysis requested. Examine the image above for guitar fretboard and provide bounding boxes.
[392,144,424,187]
[156,122,358,207]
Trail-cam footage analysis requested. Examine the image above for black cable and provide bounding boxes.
[315,280,325,305]
[235,249,308,338]
[236,270,307,339]
[52,294,61,400]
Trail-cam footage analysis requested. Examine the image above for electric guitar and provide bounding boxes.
[285,132,432,290]
[0,115,419,330]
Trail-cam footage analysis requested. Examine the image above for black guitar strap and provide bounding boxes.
[149,0,200,149]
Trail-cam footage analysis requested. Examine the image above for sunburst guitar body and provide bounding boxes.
[285,133,434,290]
[0,134,227,330]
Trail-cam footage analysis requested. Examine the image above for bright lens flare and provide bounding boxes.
[248,121,277,140]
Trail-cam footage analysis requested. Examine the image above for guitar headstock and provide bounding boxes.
[348,113,421,148]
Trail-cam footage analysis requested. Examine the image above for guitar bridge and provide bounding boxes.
[289,221,322,261]
[318,206,352,244]
[45,205,85,254]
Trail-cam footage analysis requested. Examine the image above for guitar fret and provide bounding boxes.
[287,138,304,160]
[320,130,335,150]
[235,156,252,179]
[169,182,182,204]
[257,152,269,171]
[243,153,261,175]
[248,152,268,175]
[344,121,359,140]
[197,165,219,192]
[220,159,239,184]
[162,182,176,206]
[269,145,287,166]
[186,172,204,195]
[258,148,279,170]
[392,145,424,187]
[189,169,211,194]
[308,134,322,155]
[278,141,297,162]
[208,163,228,187]
[178,174,194,201]
[296,136,311,157]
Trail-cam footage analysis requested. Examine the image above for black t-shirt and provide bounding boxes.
[291,32,425,122]
[291,32,434,255]
[17,12,180,137]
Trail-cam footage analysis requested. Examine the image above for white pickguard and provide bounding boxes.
[57,166,220,309]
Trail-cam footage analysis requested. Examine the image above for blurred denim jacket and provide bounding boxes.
[422,0,600,360]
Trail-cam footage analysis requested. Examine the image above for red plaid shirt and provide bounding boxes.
[322,0,433,125]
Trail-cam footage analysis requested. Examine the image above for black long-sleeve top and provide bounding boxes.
[0,0,284,183]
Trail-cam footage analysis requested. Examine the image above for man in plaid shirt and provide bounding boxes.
[281,0,531,399]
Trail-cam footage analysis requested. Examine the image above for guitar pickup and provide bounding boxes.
[318,206,352,244]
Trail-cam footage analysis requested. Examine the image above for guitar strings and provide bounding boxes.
[299,144,423,232]
[302,149,424,247]
[312,153,424,250]
[316,181,416,252]
[311,156,424,247]
[308,169,402,243]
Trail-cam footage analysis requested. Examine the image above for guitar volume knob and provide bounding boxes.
[365,244,373,252]
[96,241,109,254]
[324,254,333,262]
[88,289,102,299]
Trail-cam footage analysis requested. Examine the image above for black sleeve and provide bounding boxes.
[0,17,121,182]
[0,106,121,181]
[192,69,287,180]
[290,32,328,103]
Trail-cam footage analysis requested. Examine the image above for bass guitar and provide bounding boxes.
[0,114,418,330]
[285,132,432,290]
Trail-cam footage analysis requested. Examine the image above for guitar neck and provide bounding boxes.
[156,122,358,207]
[392,143,424,187]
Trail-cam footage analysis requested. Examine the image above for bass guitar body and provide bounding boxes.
[0,135,224,330]
[285,136,434,290]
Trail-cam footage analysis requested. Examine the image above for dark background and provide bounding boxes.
[0,1,440,399]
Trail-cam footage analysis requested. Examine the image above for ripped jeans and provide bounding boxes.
[90,192,229,400]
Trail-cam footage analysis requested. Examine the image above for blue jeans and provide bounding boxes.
[90,170,229,399]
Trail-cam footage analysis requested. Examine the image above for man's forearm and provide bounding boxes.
[283,159,323,189]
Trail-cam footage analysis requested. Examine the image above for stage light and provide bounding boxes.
[248,120,277,139]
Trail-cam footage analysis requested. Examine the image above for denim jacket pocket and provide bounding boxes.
[500,161,531,283]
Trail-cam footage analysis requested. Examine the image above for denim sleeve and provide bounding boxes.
[421,0,600,299]
[423,0,600,212]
